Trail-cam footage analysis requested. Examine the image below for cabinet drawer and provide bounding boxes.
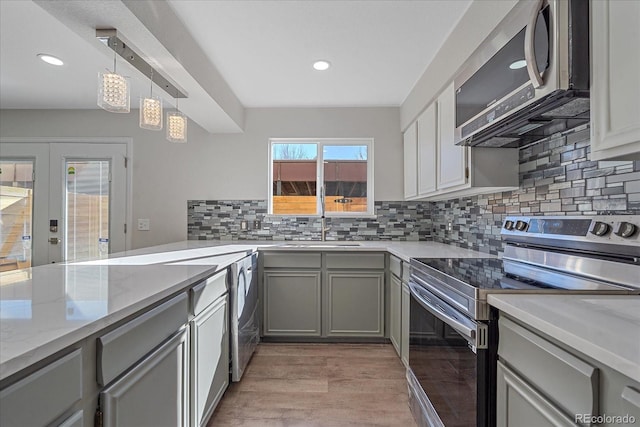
[191,269,227,315]
[326,253,385,269]
[498,316,598,417]
[390,255,401,278]
[0,349,82,427]
[97,293,188,386]
[263,252,321,268]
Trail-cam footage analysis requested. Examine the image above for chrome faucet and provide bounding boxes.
[320,186,330,241]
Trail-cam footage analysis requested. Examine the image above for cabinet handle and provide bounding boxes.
[622,386,640,410]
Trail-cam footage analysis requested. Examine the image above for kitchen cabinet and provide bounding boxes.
[58,410,83,427]
[190,289,228,427]
[417,103,437,196]
[100,329,189,427]
[590,0,640,161]
[401,281,410,367]
[263,270,322,336]
[324,271,384,337]
[96,293,189,426]
[403,83,518,201]
[389,256,402,356]
[401,261,411,366]
[403,121,418,199]
[261,251,385,339]
[0,349,83,427]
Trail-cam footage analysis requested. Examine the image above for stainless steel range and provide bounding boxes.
[407,215,640,427]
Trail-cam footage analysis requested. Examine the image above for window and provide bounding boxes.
[269,139,374,216]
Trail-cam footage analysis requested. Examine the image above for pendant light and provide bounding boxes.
[139,69,163,130]
[166,96,187,143]
[97,41,130,113]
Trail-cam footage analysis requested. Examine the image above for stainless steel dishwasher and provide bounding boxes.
[229,252,259,381]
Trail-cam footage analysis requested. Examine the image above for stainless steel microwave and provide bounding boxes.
[454,0,589,148]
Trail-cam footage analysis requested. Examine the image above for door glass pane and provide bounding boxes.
[0,160,34,271]
[272,143,318,215]
[323,145,368,213]
[65,160,110,261]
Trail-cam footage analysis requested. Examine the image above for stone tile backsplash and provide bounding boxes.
[430,126,640,255]
[188,200,432,241]
[188,126,640,254]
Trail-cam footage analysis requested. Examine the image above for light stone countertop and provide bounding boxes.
[0,240,489,381]
[488,294,640,383]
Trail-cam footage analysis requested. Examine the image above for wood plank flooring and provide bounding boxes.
[208,343,417,426]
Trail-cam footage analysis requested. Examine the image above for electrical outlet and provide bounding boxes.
[447,221,453,232]
[137,218,150,231]
[253,220,261,229]
[240,220,248,230]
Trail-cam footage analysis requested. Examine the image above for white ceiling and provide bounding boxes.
[0,0,472,132]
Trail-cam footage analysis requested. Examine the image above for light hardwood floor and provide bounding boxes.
[208,343,417,426]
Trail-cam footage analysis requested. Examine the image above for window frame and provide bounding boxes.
[268,138,374,217]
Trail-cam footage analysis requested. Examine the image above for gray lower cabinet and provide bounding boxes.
[324,270,384,337]
[389,274,402,354]
[58,410,84,427]
[190,294,229,427]
[400,281,410,367]
[100,328,189,427]
[0,349,83,427]
[263,270,322,336]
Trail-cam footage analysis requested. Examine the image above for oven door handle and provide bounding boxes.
[409,282,476,346]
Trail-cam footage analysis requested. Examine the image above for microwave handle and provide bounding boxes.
[524,0,545,88]
[408,281,476,346]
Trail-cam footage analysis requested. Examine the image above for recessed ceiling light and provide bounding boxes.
[313,60,331,71]
[37,54,64,66]
[509,59,527,70]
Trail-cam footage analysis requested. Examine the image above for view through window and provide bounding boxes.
[270,139,373,215]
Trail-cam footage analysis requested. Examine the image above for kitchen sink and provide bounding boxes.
[278,242,361,248]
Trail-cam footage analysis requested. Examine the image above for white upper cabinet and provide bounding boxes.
[403,121,418,199]
[417,103,437,196]
[403,83,518,201]
[436,83,467,191]
[590,0,640,160]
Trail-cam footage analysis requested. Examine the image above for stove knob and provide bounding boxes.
[613,222,637,238]
[515,220,528,231]
[504,220,515,230]
[589,221,610,236]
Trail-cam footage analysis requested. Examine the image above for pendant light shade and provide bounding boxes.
[98,46,129,113]
[167,110,187,143]
[139,69,163,130]
[140,97,163,130]
[98,72,130,113]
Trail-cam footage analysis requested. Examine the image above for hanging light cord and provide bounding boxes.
[149,69,154,97]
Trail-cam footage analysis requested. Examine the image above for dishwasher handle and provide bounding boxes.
[408,281,477,347]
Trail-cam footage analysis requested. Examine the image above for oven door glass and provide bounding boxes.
[409,292,478,427]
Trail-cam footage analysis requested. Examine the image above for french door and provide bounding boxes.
[0,142,127,268]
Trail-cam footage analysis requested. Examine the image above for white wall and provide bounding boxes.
[0,107,401,248]
[401,0,519,131]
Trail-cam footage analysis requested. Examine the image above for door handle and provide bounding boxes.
[48,237,59,244]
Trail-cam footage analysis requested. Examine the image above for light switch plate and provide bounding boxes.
[137,218,150,231]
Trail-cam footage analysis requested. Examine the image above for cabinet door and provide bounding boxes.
[191,295,228,427]
[389,274,402,357]
[403,121,418,199]
[417,103,437,196]
[437,82,468,190]
[496,361,576,427]
[325,271,384,337]
[101,329,189,427]
[590,0,640,160]
[263,271,321,336]
[401,282,410,367]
